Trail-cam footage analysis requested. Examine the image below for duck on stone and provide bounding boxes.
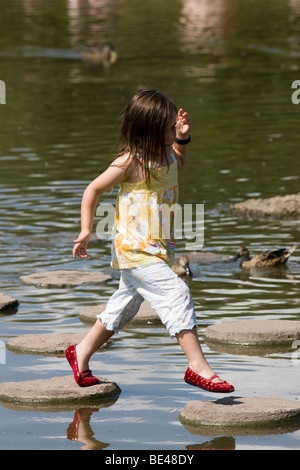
[231,245,296,269]
[172,255,193,277]
[80,44,118,64]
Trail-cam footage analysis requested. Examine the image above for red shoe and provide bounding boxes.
[184,367,234,393]
[65,344,99,387]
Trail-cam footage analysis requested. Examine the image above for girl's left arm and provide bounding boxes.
[173,108,192,170]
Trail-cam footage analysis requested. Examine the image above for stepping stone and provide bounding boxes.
[0,375,121,407]
[179,396,300,428]
[231,192,300,219]
[6,332,109,356]
[0,293,19,314]
[79,301,161,326]
[204,319,300,347]
[20,270,112,287]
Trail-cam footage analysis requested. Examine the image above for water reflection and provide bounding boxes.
[187,436,235,450]
[179,0,227,52]
[68,0,116,49]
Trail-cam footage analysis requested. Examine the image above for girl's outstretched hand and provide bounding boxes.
[73,229,91,259]
[176,108,192,138]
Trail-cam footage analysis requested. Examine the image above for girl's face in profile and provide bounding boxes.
[164,112,177,155]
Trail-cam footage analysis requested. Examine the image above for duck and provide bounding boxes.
[231,245,296,269]
[172,255,193,276]
[80,44,118,63]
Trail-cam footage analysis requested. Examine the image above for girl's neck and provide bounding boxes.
[136,151,173,168]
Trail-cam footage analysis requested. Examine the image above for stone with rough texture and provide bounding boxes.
[6,332,109,356]
[204,319,300,346]
[231,193,300,219]
[179,396,300,428]
[79,301,161,325]
[20,270,111,287]
[0,375,121,406]
[0,293,19,313]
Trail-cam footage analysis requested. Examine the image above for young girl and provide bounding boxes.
[66,88,234,393]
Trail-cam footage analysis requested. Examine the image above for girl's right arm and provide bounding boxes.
[73,154,132,258]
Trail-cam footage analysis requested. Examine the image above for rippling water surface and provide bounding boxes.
[0,0,300,450]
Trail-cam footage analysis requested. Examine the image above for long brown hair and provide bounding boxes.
[116,88,177,186]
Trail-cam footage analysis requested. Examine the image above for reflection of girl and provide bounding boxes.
[66,88,234,393]
[67,408,108,450]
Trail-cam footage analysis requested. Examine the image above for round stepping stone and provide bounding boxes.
[20,270,112,287]
[0,375,121,407]
[6,332,109,356]
[204,319,300,347]
[79,301,161,326]
[0,293,19,314]
[179,396,300,428]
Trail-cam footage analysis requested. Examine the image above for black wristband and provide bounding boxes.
[175,134,191,145]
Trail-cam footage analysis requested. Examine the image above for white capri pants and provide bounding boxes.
[97,260,197,338]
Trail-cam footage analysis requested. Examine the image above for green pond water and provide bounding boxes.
[0,0,300,450]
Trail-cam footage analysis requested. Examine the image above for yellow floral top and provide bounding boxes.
[111,152,178,269]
